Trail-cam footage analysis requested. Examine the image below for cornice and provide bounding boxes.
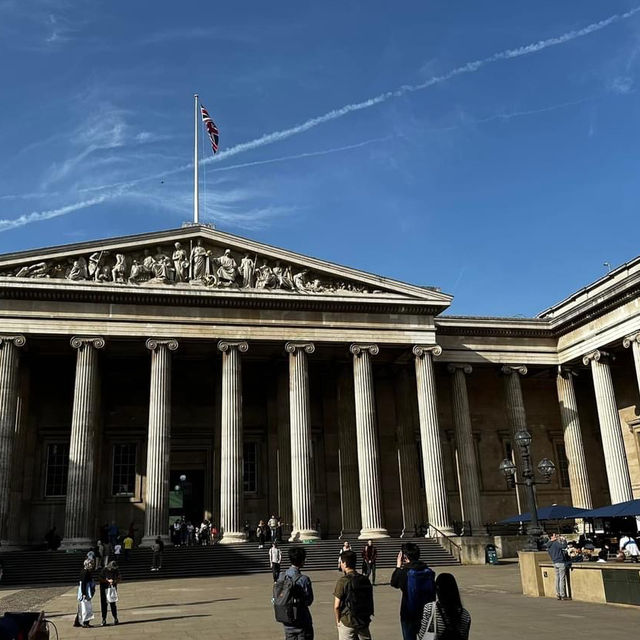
[435,316,552,338]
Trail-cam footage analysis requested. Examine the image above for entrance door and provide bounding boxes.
[169,469,205,525]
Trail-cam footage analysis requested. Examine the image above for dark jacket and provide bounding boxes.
[99,567,121,587]
[547,540,567,564]
[283,565,313,630]
[390,560,429,621]
[79,569,94,598]
[362,545,377,563]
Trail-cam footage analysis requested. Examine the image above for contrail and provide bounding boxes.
[0,193,114,233]
[2,7,638,228]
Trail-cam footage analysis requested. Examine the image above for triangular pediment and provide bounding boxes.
[0,225,451,309]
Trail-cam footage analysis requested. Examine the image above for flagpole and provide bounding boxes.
[193,93,199,224]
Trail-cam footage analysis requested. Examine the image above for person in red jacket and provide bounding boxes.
[361,540,378,586]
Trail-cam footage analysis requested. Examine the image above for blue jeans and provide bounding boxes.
[401,618,418,640]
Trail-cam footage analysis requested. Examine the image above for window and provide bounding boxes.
[243,442,258,493]
[45,443,69,497]
[112,443,137,496]
[554,442,570,489]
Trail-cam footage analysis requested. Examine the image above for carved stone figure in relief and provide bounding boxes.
[255,260,277,289]
[273,261,293,290]
[240,254,255,288]
[128,259,144,284]
[88,252,106,281]
[16,261,50,278]
[172,242,189,282]
[152,246,174,282]
[111,254,126,283]
[68,256,88,281]
[215,249,238,287]
[190,239,208,281]
[293,269,309,293]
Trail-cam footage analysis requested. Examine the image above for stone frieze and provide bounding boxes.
[0,240,380,295]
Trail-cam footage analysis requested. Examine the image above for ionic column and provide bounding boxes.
[142,338,178,546]
[0,335,26,543]
[286,342,319,541]
[413,345,452,535]
[623,333,640,397]
[337,366,361,538]
[501,365,528,515]
[62,336,104,548]
[394,369,423,537]
[218,340,248,544]
[350,344,389,539]
[583,350,633,503]
[448,364,483,532]
[556,368,593,509]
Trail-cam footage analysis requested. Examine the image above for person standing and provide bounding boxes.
[278,546,314,640]
[334,550,374,640]
[99,561,120,626]
[123,533,133,561]
[338,541,351,571]
[546,533,570,600]
[390,543,436,640]
[74,559,95,628]
[268,514,279,542]
[418,573,471,640]
[257,520,267,549]
[108,521,118,548]
[361,541,378,586]
[151,536,164,572]
[270,541,283,582]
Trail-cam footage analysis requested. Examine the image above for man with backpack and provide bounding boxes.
[334,550,374,639]
[390,542,435,640]
[273,546,314,639]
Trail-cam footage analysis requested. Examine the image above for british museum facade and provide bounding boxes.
[0,225,638,547]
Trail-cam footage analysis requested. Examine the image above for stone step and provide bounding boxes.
[0,538,458,586]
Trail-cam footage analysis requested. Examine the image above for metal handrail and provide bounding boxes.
[425,522,462,562]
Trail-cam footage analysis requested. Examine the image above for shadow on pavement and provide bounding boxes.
[124,598,239,610]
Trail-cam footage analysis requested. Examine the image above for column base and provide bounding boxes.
[426,526,455,537]
[0,539,28,551]
[218,532,247,544]
[141,534,171,548]
[358,528,389,540]
[339,529,360,541]
[289,529,320,542]
[60,537,93,550]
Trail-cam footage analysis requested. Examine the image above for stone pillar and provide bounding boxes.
[0,335,26,543]
[583,350,633,504]
[142,338,178,546]
[218,340,248,544]
[623,333,640,397]
[413,345,452,535]
[285,342,319,541]
[447,364,483,532]
[350,344,389,539]
[337,366,361,538]
[276,365,293,537]
[394,368,423,537]
[62,336,104,548]
[501,365,528,514]
[556,367,593,510]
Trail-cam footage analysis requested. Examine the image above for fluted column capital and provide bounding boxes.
[582,349,612,366]
[70,336,105,351]
[500,364,527,376]
[412,344,442,358]
[447,363,472,375]
[217,340,248,353]
[623,333,640,349]
[350,344,379,357]
[557,365,578,380]
[0,335,26,349]
[285,342,315,355]
[146,338,178,352]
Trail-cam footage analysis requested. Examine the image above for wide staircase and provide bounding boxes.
[0,538,458,587]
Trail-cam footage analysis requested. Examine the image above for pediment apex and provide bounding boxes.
[0,225,452,306]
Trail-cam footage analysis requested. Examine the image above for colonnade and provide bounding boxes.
[0,331,638,546]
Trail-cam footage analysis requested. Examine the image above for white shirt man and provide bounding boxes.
[269,543,282,582]
[619,535,640,561]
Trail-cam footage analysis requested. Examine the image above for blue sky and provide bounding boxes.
[1,1,640,316]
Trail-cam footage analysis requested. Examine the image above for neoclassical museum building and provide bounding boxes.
[0,225,638,548]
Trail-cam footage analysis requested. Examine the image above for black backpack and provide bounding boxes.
[342,573,374,627]
[273,573,302,626]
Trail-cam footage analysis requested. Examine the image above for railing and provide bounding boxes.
[425,522,462,563]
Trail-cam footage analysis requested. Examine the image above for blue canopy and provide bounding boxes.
[573,499,640,519]
[498,504,587,523]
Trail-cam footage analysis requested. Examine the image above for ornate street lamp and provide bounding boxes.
[499,429,556,550]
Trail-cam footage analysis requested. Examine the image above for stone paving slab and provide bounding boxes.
[3,562,639,639]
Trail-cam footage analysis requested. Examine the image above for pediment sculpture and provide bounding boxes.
[0,240,381,295]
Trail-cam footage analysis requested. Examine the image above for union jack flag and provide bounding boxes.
[200,104,219,154]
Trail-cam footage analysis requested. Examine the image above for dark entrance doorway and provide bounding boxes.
[169,469,205,526]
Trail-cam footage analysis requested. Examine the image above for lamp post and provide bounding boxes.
[499,429,556,551]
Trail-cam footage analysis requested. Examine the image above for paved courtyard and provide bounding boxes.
[1,561,638,639]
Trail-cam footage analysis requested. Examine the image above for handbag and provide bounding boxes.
[421,602,437,640]
[106,585,119,603]
[79,598,94,623]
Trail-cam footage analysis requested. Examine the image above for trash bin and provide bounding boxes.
[485,543,499,565]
